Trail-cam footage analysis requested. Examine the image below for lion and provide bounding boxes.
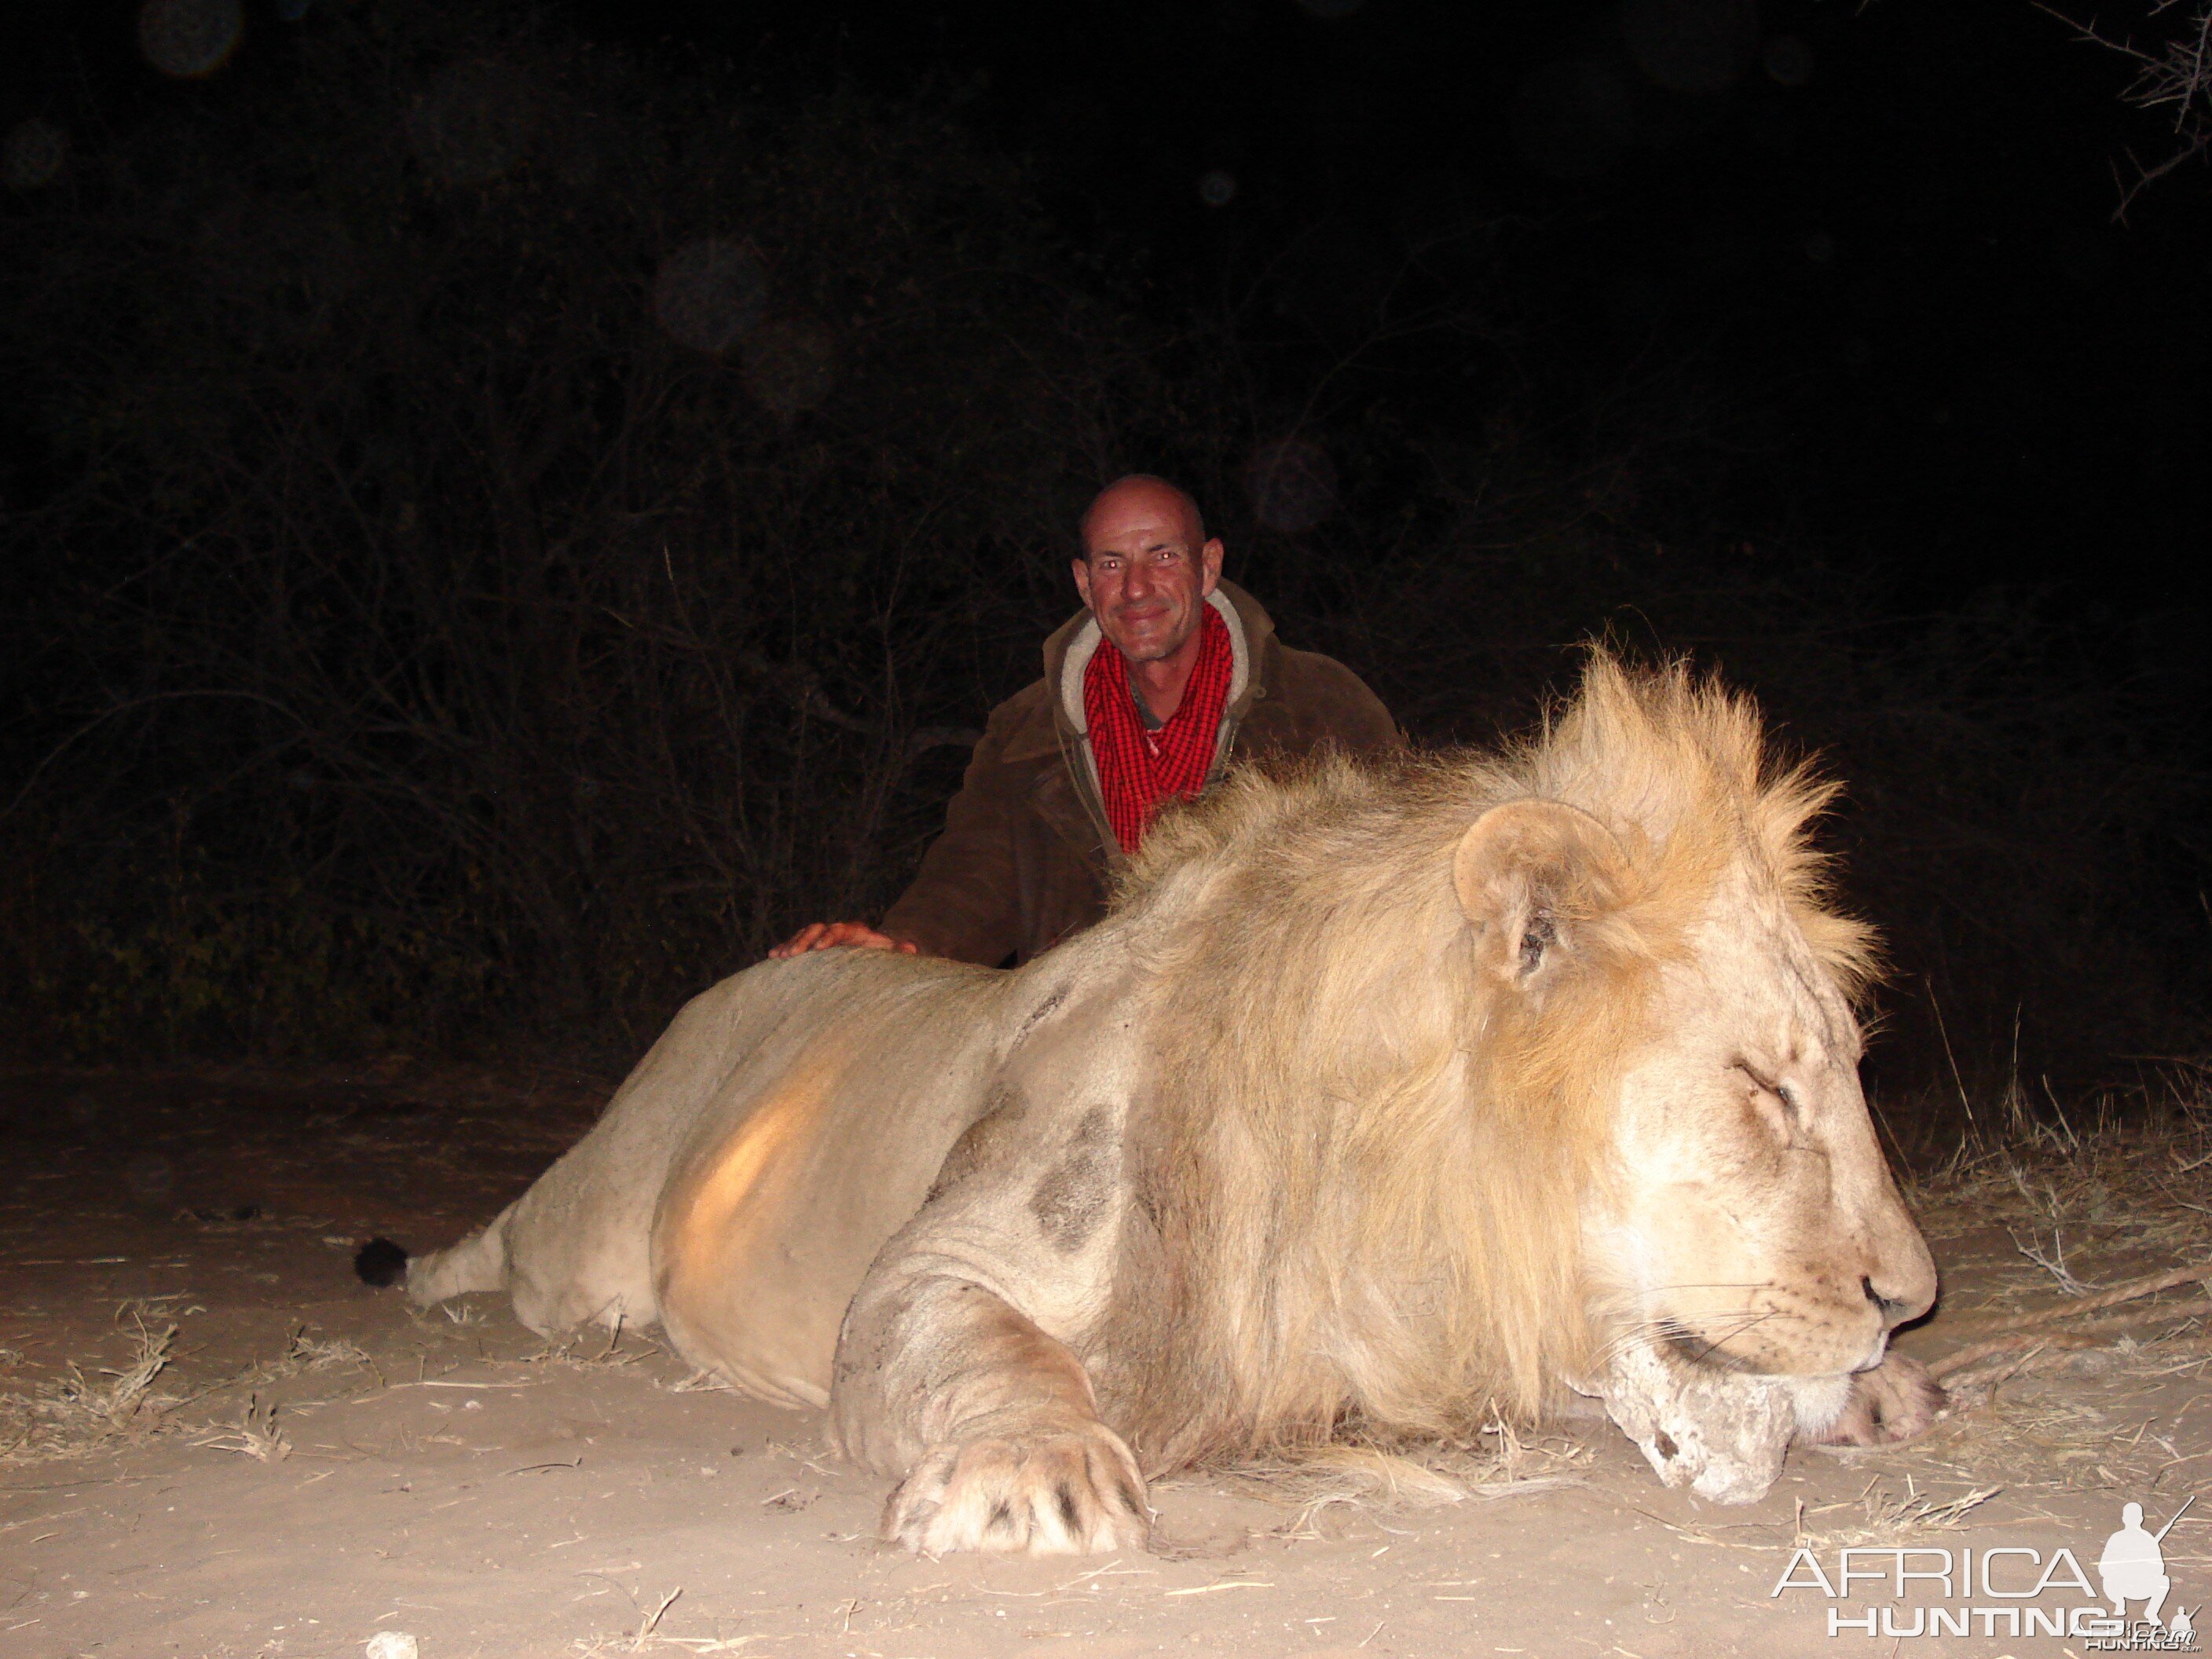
[361,652,1939,1553]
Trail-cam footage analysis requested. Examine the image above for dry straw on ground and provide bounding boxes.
[190,1393,291,1463]
[1848,1062,2212,1501]
[1904,1064,2212,1392]
[0,1305,180,1463]
[0,1305,390,1466]
[1790,1477,2005,1548]
[1192,1414,1594,1542]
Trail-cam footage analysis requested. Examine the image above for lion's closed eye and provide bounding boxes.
[1734,1062,1800,1140]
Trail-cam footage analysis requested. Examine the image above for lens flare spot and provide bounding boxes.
[1621,0,1759,95]
[405,60,538,189]
[1512,60,1636,181]
[1763,34,1815,86]
[137,0,244,79]
[2,119,68,189]
[653,239,770,355]
[742,316,837,416]
[1244,438,1338,534]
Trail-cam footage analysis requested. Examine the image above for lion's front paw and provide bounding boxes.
[882,1423,1150,1555]
[1813,1353,1946,1447]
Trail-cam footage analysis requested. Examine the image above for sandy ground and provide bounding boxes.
[4,1062,2210,1659]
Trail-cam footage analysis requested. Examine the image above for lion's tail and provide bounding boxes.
[353,1237,408,1287]
[355,1202,517,1308]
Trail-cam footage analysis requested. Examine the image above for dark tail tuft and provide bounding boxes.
[354,1236,408,1287]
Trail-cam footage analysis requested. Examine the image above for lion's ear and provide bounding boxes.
[1452,800,1624,984]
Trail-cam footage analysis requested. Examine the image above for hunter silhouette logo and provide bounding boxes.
[2100,1498,2192,1629]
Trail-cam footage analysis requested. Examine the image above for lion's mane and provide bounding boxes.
[1093,652,1878,1470]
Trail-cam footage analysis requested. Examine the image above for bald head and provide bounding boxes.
[1071,474,1224,671]
[1080,475,1206,554]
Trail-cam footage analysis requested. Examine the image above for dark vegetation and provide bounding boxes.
[1,1,2204,1101]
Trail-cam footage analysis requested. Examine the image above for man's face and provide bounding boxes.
[1071,485,1225,665]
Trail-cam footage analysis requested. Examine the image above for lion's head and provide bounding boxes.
[1097,650,1935,1469]
[1501,657,1937,1385]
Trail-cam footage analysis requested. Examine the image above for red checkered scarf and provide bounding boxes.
[1082,603,1235,856]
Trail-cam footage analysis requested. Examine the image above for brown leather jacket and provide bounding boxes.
[881,581,1401,966]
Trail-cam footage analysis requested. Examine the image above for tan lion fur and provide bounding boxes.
[1095,651,1882,1468]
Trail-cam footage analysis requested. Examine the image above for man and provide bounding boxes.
[772,474,1399,967]
[2099,1501,2176,1627]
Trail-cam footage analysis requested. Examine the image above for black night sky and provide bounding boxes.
[599,0,2212,612]
[2,0,2207,1082]
[13,0,2210,610]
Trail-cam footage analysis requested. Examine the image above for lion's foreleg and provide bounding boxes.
[1804,1352,1946,1448]
[830,1269,1148,1556]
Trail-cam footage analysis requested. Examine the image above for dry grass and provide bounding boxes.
[1792,1476,2004,1548]
[0,1303,181,1463]
[191,1393,292,1463]
[569,1629,761,1656]
[658,1369,734,1394]
[1855,1063,2212,1498]
[189,1323,383,1408]
[1196,1413,1593,1539]
[516,1316,666,1375]
[284,1331,372,1374]
[1906,1064,2212,1352]
[564,1584,769,1655]
[1916,1057,2205,1190]
[0,1306,394,1467]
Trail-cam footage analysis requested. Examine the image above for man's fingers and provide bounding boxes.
[769,921,828,959]
[771,921,916,959]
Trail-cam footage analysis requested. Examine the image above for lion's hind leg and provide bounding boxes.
[361,1199,648,1340]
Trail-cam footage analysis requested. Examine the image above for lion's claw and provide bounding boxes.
[883,1424,1150,1555]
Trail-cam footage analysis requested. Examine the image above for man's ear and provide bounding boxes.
[1199,537,1224,598]
[1071,556,1094,611]
[1452,800,1624,984]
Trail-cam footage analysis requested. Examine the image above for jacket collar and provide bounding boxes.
[1027,579,1275,873]
[1042,577,1273,742]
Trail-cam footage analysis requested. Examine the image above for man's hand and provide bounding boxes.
[769,921,921,960]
